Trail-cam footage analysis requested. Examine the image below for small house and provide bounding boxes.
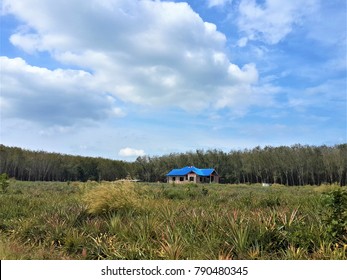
[166,166,219,184]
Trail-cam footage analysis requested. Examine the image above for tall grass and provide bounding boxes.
[0,181,346,259]
[83,181,144,215]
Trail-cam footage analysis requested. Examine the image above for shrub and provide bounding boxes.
[320,188,347,243]
[0,173,10,193]
[201,186,209,196]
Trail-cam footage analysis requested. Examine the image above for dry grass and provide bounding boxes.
[83,181,144,215]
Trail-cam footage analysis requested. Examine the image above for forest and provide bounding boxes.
[0,144,346,186]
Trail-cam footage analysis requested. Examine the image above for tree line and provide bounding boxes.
[0,144,346,186]
[0,145,130,182]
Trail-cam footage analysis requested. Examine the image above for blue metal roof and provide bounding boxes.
[166,166,217,176]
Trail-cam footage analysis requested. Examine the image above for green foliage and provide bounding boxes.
[0,181,346,260]
[0,173,9,193]
[320,188,347,243]
[1,143,346,185]
[224,223,250,257]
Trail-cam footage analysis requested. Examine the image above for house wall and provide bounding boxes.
[167,174,219,183]
[167,175,189,184]
[188,172,197,183]
[213,175,219,183]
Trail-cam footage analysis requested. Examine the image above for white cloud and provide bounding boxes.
[237,0,319,45]
[119,147,145,157]
[0,56,116,126]
[109,107,126,118]
[1,0,344,159]
[207,0,232,8]
[237,37,248,47]
[2,0,263,125]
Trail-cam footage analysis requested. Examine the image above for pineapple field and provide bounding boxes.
[0,180,346,260]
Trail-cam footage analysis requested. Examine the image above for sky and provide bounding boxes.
[0,0,346,161]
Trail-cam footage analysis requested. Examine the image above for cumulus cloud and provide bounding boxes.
[1,0,262,126]
[237,0,318,45]
[0,56,119,125]
[119,147,145,157]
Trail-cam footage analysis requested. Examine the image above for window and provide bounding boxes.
[180,177,184,181]
[172,177,176,181]
[190,177,194,182]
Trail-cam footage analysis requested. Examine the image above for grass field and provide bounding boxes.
[0,180,346,260]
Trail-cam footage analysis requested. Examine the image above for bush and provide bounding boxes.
[0,173,9,193]
[320,188,347,243]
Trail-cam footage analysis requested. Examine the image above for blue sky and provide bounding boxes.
[0,0,346,161]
